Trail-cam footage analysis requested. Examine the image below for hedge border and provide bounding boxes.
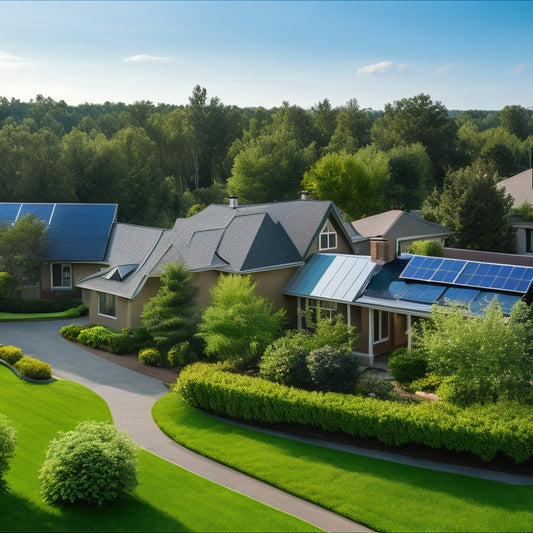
[0,358,56,384]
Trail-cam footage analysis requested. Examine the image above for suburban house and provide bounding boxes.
[0,203,117,299]
[351,210,453,255]
[497,168,533,254]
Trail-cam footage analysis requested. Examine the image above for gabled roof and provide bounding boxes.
[76,199,352,300]
[496,168,533,207]
[352,210,452,241]
[0,202,117,261]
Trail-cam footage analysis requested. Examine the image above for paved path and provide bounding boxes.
[0,318,370,533]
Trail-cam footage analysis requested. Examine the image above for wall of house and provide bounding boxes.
[41,262,104,299]
[355,307,407,356]
[306,216,354,256]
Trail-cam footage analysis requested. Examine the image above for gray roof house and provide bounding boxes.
[351,210,452,255]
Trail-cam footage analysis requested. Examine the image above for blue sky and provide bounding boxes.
[1,1,533,110]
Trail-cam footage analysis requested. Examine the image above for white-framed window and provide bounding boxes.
[51,263,72,289]
[307,298,338,321]
[373,310,389,344]
[98,292,117,319]
[319,220,337,250]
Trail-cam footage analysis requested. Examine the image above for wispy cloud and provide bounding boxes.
[357,61,398,76]
[512,62,527,73]
[437,64,450,74]
[124,54,172,63]
[0,51,26,69]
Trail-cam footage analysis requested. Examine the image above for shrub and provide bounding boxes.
[14,356,52,380]
[388,347,428,384]
[306,346,360,393]
[0,272,16,299]
[0,414,17,489]
[108,333,136,354]
[39,421,138,506]
[407,374,442,393]
[77,326,114,349]
[259,333,310,388]
[167,341,190,368]
[407,240,443,257]
[59,323,90,341]
[0,345,23,365]
[358,374,397,400]
[138,348,162,366]
[305,313,359,351]
[0,298,83,313]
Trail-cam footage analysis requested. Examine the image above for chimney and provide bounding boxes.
[300,190,313,200]
[370,237,396,264]
[228,195,238,209]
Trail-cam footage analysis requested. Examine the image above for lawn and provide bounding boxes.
[0,367,320,532]
[153,392,533,533]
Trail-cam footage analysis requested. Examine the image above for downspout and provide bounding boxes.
[368,308,374,367]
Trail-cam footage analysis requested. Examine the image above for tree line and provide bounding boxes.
[0,89,531,250]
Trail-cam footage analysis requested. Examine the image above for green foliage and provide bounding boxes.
[305,312,359,351]
[141,262,199,352]
[77,326,114,349]
[407,374,442,393]
[412,301,533,405]
[0,297,83,313]
[306,346,360,393]
[198,274,285,368]
[388,347,428,384]
[13,356,52,380]
[167,341,191,368]
[175,363,533,463]
[0,345,23,365]
[0,272,16,299]
[138,347,162,366]
[39,420,138,506]
[406,240,443,257]
[0,414,17,489]
[516,200,533,221]
[59,323,92,341]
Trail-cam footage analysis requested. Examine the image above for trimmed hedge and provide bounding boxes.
[0,345,23,365]
[175,363,533,464]
[14,356,52,380]
[0,298,84,313]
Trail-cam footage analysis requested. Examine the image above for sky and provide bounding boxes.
[2,0,533,111]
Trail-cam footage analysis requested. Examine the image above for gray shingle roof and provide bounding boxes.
[496,169,533,207]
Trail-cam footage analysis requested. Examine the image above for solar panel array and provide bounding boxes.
[400,255,533,294]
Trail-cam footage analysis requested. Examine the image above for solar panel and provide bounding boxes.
[18,204,54,224]
[401,283,446,303]
[439,287,480,306]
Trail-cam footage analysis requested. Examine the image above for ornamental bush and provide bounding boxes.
[59,323,91,341]
[167,341,191,368]
[39,421,138,506]
[14,356,52,380]
[388,347,428,384]
[407,240,443,257]
[138,347,162,366]
[0,345,23,365]
[77,326,114,349]
[306,346,360,393]
[0,414,17,490]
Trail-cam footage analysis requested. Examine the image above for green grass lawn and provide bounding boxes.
[153,392,533,533]
[0,367,320,532]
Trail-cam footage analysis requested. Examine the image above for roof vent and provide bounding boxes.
[229,195,238,209]
[300,190,313,200]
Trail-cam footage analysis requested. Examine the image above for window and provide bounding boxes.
[373,310,389,343]
[319,221,337,250]
[307,298,337,322]
[51,263,72,289]
[98,292,117,318]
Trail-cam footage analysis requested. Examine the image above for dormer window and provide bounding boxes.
[319,221,337,250]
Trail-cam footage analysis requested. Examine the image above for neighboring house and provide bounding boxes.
[351,210,452,255]
[76,198,361,330]
[284,238,533,366]
[0,203,117,299]
[497,169,533,254]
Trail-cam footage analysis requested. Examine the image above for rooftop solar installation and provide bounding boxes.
[400,255,533,294]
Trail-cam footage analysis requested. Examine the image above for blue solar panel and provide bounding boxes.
[440,287,480,306]
[0,204,20,226]
[401,283,446,303]
[18,204,54,224]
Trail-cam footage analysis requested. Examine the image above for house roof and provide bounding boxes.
[351,210,452,241]
[76,199,353,300]
[0,203,117,261]
[496,168,533,207]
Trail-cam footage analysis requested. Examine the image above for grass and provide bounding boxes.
[153,392,533,533]
[0,367,320,532]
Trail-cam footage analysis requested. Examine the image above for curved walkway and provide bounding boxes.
[0,318,369,533]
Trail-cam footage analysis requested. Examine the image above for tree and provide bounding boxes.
[0,214,47,290]
[500,105,530,141]
[421,163,515,252]
[197,274,285,368]
[302,147,390,220]
[412,300,533,405]
[141,262,199,351]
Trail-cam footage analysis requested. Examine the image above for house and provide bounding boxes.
[0,203,117,299]
[76,198,361,330]
[496,169,533,254]
[351,210,452,255]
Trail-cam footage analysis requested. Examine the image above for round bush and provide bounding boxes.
[0,345,23,365]
[39,421,138,506]
[59,323,89,341]
[0,414,17,489]
[108,333,136,354]
[259,335,310,388]
[388,347,428,384]
[167,341,190,368]
[14,356,52,380]
[138,347,162,366]
[306,346,360,393]
[77,326,114,349]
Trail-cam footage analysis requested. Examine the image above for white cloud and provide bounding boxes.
[357,61,395,76]
[512,63,527,73]
[0,51,26,69]
[124,54,172,63]
[437,64,450,74]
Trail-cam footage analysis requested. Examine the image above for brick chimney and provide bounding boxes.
[370,237,396,264]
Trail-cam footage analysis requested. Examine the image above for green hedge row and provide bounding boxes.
[175,363,533,464]
[0,298,84,313]
[0,345,52,380]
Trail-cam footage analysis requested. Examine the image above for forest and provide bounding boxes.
[0,86,531,251]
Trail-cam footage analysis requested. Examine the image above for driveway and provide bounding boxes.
[0,318,369,533]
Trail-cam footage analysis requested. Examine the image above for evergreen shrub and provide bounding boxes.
[138,348,162,366]
[14,356,52,380]
[306,346,360,393]
[0,345,23,365]
[167,341,190,368]
[59,323,90,341]
[388,347,428,384]
[0,414,17,489]
[77,326,114,349]
[39,421,138,506]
